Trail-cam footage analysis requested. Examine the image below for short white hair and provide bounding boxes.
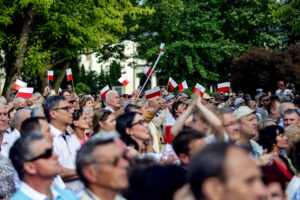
[105,90,119,104]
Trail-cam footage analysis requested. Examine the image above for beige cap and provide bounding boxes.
[233,106,255,120]
[202,93,213,100]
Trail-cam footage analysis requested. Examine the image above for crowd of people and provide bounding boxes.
[0,80,300,200]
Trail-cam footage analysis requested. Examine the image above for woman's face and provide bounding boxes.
[128,114,150,141]
[176,103,185,115]
[84,100,93,109]
[101,114,116,131]
[275,130,287,150]
[75,114,89,130]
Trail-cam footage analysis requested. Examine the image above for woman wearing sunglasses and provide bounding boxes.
[116,112,152,154]
[71,109,89,145]
[92,109,116,135]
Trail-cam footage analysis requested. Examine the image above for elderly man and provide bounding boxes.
[11,108,31,139]
[76,132,129,200]
[276,81,293,96]
[220,107,240,142]
[189,142,266,200]
[105,91,121,113]
[43,95,83,194]
[14,97,27,110]
[283,109,300,127]
[0,104,11,157]
[9,132,78,199]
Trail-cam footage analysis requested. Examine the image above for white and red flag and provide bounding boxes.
[217,82,230,93]
[16,87,33,98]
[168,77,178,91]
[47,71,54,81]
[118,77,129,86]
[143,66,152,77]
[165,108,176,144]
[158,43,165,54]
[193,83,206,97]
[13,79,27,90]
[145,87,161,100]
[66,68,73,81]
[100,85,110,99]
[178,80,188,92]
[58,88,62,95]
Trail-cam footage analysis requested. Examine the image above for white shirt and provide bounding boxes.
[19,181,59,200]
[1,133,17,157]
[287,176,300,200]
[104,106,115,113]
[275,88,293,96]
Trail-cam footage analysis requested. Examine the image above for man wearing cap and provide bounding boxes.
[201,93,212,105]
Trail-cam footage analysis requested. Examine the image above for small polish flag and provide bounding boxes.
[13,79,27,90]
[143,66,152,76]
[100,85,110,99]
[47,71,54,81]
[118,77,130,86]
[58,88,62,95]
[66,68,73,81]
[193,83,206,97]
[165,108,176,144]
[16,87,33,98]
[168,77,178,91]
[178,80,188,92]
[218,82,230,93]
[145,87,161,100]
[159,43,165,54]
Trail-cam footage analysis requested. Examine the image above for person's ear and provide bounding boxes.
[82,166,98,184]
[178,153,190,165]
[126,127,132,135]
[99,121,105,129]
[73,120,79,127]
[24,162,37,175]
[49,109,57,120]
[202,177,225,200]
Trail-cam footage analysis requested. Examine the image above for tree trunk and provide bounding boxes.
[53,61,70,92]
[3,7,34,100]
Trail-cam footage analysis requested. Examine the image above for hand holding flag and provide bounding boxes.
[193,83,206,97]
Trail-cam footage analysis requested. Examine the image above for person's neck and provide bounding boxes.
[50,120,67,134]
[88,185,118,200]
[74,128,85,140]
[132,137,146,153]
[24,176,53,196]
[238,136,251,148]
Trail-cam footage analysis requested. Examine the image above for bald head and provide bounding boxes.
[13,109,31,131]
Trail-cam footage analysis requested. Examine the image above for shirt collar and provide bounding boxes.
[20,182,60,200]
[50,124,71,137]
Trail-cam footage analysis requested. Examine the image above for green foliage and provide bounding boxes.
[128,0,281,89]
[75,82,91,94]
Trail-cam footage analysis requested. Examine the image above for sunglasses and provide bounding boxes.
[26,148,53,162]
[130,119,147,127]
[93,151,128,167]
[53,106,72,111]
[263,99,270,102]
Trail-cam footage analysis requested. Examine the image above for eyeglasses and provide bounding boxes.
[92,151,128,167]
[263,99,270,102]
[26,148,53,162]
[130,119,147,127]
[53,106,72,111]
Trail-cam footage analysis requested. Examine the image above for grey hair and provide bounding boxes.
[278,102,295,117]
[83,107,93,116]
[9,131,44,180]
[220,107,234,114]
[31,104,44,117]
[105,90,118,104]
[284,109,300,120]
[14,97,24,105]
[13,109,31,129]
[0,97,7,105]
[32,92,42,98]
[76,132,116,186]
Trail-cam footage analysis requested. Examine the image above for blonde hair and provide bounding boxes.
[286,125,300,155]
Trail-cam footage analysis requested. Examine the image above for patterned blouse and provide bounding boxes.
[0,156,15,199]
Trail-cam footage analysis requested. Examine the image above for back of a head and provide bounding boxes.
[125,104,141,113]
[31,104,44,117]
[20,117,46,136]
[43,95,66,121]
[172,128,205,157]
[13,109,31,130]
[189,142,236,200]
[288,139,300,173]
[9,132,44,180]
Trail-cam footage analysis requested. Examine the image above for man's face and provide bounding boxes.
[248,101,256,110]
[223,147,266,200]
[107,92,121,110]
[52,100,74,125]
[0,105,8,133]
[15,98,26,109]
[223,113,240,142]
[149,96,160,109]
[89,143,129,191]
[218,92,225,101]
[39,119,54,143]
[27,139,62,178]
[278,81,284,90]
[239,113,258,140]
[284,112,300,127]
[261,96,270,108]
[63,91,71,103]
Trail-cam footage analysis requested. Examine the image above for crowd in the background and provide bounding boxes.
[0,80,300,200]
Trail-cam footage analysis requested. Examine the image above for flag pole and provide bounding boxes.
[71,79,76,94]
[175,89,186,99]
[137,52,164,98]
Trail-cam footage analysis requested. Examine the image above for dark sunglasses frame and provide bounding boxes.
[26,148,53,162]
[52,106,72,111]
[130,119,147,127]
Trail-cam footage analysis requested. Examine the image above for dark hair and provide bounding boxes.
[60,90,70,97]
[76,135,114,186]
[116,112,139,150]
[259,94,268,104]
[258,125,284,153]
[288,139,300,173]
[9,132,44,180]
[189,142,237,200]
[171,100,184,116]
[20,117,47,136]
[267,101,277,114]
[43,95,66,122]
[124,165,186,200]
[7,108,16,120]
[172,128,205,157]
[92,109,113,133]
[79,96,92,109]
[125,104,141,113]
[71,109,84,129]
[284,109,300,119]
